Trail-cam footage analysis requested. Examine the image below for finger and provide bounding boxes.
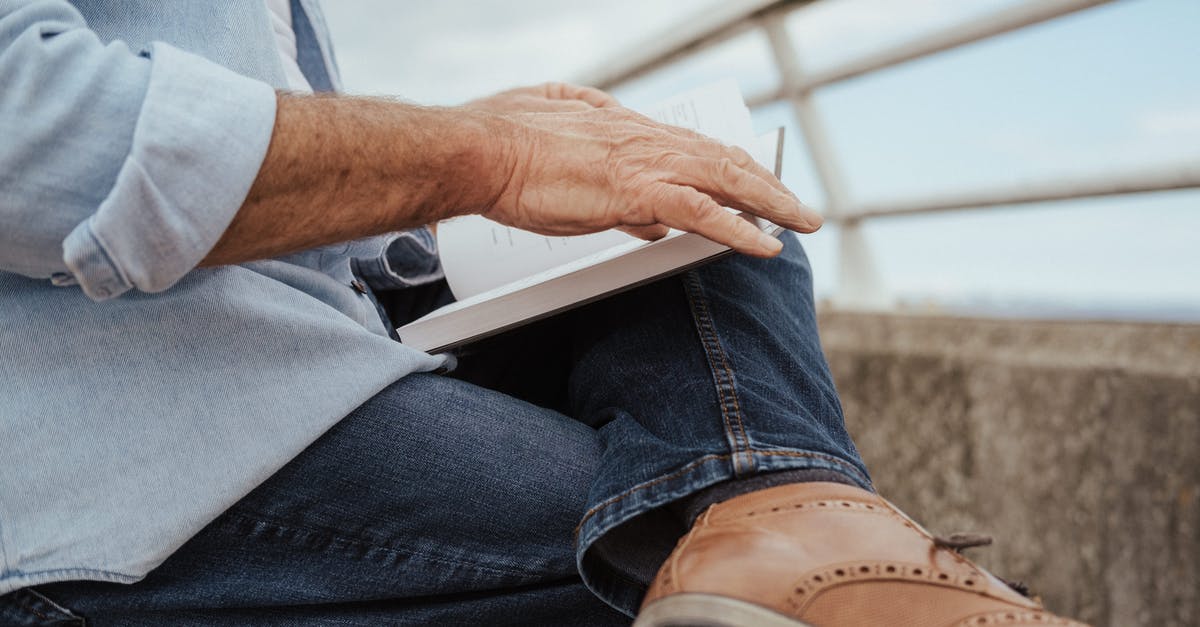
[689,139,797,200]
[540,82,620,108]
[571,85,620,108]
[617,223,671,241]
[645,185,783,257]
[653,125,801,200]
[690,142,822,229]
[505,95,594,113]
[535,99,593,113]
[662,155,820,233]
[727,156,824,233]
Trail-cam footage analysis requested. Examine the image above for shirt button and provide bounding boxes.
[350,279,368,294]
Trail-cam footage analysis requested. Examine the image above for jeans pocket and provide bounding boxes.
[0,589,86,626]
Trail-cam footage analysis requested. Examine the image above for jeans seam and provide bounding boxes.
[13,594,52,622]
[573,453,730,536]
[11,589,85,625]
[572,449,871,542]
[681,272,753,474]
[753,450,872,488]
[220,511,541,579]
[0,567,138,591]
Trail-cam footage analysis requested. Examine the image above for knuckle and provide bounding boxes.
[687,194,717,220]
[638,184,675,209]
[715,157,740,179]
[650,150,685,171]
[729,146,754,166]
[623,203,656,225]
[650,184,681,207]
[598,106,633,124]
[625,185,668,221]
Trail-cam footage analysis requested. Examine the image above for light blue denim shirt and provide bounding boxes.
[0,0,449,594]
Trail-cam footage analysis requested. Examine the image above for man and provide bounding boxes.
[0,1,1085,625]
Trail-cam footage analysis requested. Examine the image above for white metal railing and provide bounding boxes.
[577,0,1200,308]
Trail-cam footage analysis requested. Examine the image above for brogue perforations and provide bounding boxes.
[954,609,1086,626]
[785,560,988,612]
[741,499,888,519]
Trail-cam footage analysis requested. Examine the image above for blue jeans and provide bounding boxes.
[3,233,870,626]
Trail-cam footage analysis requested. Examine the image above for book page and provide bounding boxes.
[437,80,759,301]
[437,220,636,300]
[643,78,757,148]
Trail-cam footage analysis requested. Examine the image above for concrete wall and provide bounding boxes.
[818,312,1200,627]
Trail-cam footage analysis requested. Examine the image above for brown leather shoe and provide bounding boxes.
[635,482,1088,627]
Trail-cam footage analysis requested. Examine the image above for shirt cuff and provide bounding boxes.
[62,42,277,300]
[353,227,445,291]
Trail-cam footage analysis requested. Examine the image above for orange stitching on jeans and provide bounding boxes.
[685,273,752,469]
[219,511,536,578]
[754,450,871,486]
[12,589,81,624]
[684,276,739,458]
[682,273,751,473]
[573,450,869,540]
[691,277,752,473]
[573,454,731,537]
[708,319,752,472]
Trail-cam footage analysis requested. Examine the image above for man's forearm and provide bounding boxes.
[202,93,505,266]
[204,85,822,267]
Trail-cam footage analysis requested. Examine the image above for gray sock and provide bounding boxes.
[670,468,863,527]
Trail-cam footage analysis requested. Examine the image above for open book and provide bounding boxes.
[398,81,785,353]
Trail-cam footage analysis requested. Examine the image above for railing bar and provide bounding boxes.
[840,165,1200,220]
[761,14,851,214]
[578,0,813,90]
[800,0,1114,91]
[601,0,1115,97]
[745,89,781,109]
[760,11,885,307]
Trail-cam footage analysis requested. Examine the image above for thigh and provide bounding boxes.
[35,374,624,626]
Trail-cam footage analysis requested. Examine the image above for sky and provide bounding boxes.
[322,0,1200,320]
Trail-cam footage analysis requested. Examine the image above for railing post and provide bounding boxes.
[760,12,887,308]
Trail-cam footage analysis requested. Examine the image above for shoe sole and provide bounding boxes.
[634,593,814,627]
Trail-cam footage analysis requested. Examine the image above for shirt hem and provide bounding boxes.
[0,567,139,596]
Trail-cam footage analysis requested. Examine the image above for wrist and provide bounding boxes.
[426,107,523,222]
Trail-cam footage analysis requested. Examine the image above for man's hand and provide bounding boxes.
[482,101,821,257]
[203,85,820,266]
[468,83,683,243]
[467,82,619,114]
[468,82,820,256]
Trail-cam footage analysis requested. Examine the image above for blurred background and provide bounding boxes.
[324,1,1198,625]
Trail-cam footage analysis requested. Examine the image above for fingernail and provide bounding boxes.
[794,201,822,230]
[758,232,784,254]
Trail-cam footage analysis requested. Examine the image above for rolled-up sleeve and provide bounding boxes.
[0,0,276,300]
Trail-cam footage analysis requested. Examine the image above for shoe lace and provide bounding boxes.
[932,532,993,551]
[932,532,1034,600]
